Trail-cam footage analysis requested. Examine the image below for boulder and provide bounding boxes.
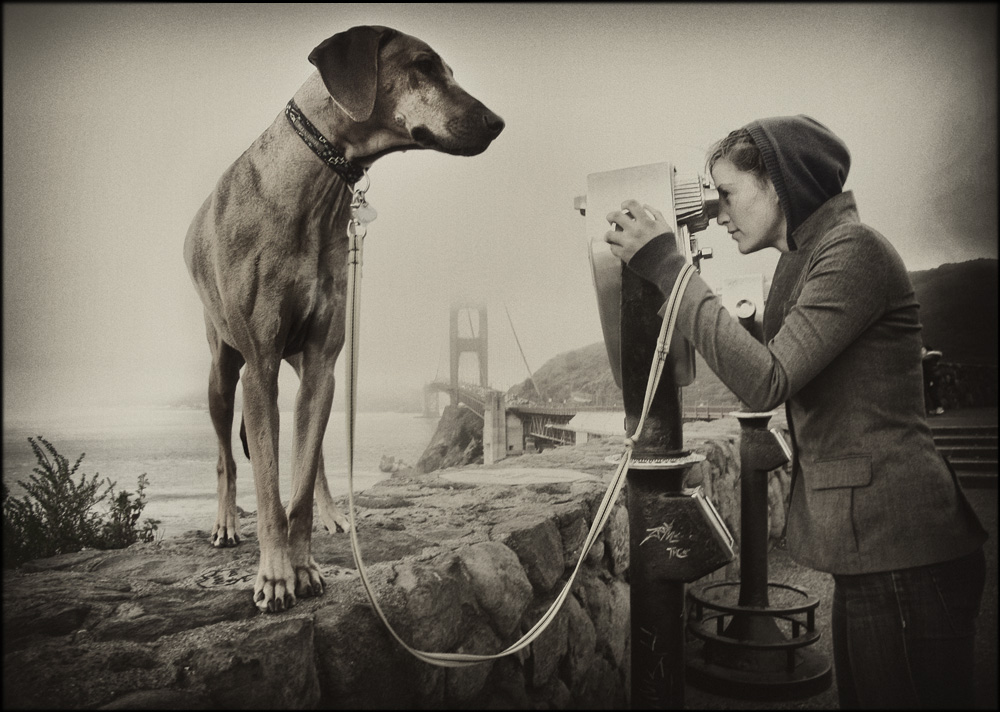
[490,514,564,593]
[456,541,533,638]
[415,405,484,473]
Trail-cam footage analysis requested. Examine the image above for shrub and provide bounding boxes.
[2,436,160,568]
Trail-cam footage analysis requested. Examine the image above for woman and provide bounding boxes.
[604,115,987,709]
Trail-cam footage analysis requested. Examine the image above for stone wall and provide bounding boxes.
[2,417,793,710]
[318,489,634,710]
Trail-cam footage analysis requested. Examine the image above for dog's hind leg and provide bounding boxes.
[286,355,349,537]
[284,349,339,598]
[205,315,245,547]
[286,355,350,536]
[314,454,349,534]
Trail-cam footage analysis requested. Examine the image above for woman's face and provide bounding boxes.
[711,158,789,254]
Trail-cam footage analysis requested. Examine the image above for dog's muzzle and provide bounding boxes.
[411,106,505,156]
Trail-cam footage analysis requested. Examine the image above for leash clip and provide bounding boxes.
[351,171,377,222]
[347,170,375,263]
[348,170,376,245]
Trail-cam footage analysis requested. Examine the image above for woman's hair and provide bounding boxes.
[706,128,769,186]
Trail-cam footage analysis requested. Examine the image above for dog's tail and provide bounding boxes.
[240,414,250,460]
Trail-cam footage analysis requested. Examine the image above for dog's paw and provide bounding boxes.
[325,520,348,534]
[294,559,326,599]
[211,529,241,548]
[211,512,241,547]
[254,551,297,613]
[318,506,350,534]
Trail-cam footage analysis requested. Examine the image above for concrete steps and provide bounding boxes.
[933,423,998,489]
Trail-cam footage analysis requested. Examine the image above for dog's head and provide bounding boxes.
[309,25,504,157]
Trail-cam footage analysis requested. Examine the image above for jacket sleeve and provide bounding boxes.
[627,228,890,411]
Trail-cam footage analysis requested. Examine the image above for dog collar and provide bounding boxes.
[285,99,366,185]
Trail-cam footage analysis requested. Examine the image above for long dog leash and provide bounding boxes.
[343,173,697,667]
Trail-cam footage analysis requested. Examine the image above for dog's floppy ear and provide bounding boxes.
[308,25,398,123]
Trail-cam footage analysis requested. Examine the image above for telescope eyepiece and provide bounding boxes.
[674,175,719,234]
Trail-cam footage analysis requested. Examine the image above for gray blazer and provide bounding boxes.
[675,191,986,574]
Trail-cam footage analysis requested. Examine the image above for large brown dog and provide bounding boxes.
[183,26,503,613]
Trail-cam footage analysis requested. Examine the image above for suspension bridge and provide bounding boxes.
[422,301,733,462]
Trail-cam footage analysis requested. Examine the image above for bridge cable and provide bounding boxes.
[504,302,545,401]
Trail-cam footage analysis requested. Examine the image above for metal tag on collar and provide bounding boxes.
[350,170,377,226]
[352,201,377,225]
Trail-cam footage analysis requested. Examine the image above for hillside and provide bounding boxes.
[509,259,997,407]
[910,258,998,365]
[507,342,740,409]
[508,341,622,406]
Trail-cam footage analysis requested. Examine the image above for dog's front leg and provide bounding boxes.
[242,361,297,613]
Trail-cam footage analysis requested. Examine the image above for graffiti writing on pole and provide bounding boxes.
[640,521,690,559]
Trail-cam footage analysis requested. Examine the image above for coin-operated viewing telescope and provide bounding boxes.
[576,163,726,709]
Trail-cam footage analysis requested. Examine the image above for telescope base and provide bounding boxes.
[686,641,832,701]
[685,580,833,701]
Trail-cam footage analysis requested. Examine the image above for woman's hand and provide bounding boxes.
[604,199,676,263]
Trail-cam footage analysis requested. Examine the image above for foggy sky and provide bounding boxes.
[3,3,997,418]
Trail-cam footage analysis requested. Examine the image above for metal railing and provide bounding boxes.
[682,404,737,421]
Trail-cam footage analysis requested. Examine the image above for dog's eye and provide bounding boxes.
[413,57,437,75]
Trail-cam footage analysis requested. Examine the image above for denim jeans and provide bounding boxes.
[832,547,986,709]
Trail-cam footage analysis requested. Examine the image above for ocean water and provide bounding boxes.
[2,406,439,540]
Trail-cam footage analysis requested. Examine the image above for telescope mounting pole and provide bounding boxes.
[621,268,700,709]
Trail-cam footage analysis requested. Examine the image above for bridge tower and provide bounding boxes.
[449,301,489,406]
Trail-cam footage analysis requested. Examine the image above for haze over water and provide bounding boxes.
[3,406,440,540]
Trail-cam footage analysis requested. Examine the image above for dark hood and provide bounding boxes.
[744,115,851,249]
